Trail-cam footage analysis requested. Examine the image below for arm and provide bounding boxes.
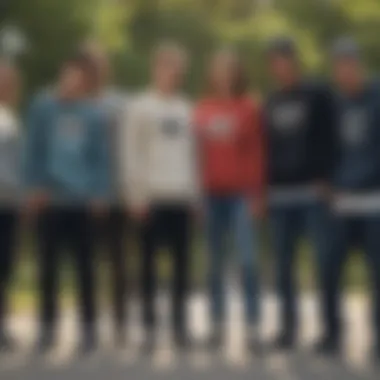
[189,110,203,209]
[313,86,337,182]
[23,97,49,213]
[245,101,267,217]
[247,102,267,199]
[90,111,111,205]
[120,98,149,213]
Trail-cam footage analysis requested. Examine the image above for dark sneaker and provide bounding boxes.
[174,331,192,351]
[207,330,224,351]
[34,331,56,355]
[248,335,265,356]
[245,324,264,356]
[76,333,98,357]
[372,344,380,367]
[140,331,156,356]
[114,328,127,349]
[0,331,17,353]
[313,336,340,357]
[271,332,295,352]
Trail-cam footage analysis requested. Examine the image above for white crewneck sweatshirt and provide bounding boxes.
[121,90,199,208]
[0,104,22,204]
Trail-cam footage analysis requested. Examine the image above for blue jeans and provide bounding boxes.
[321,215,380,345]
[205,195,260,325]
[269,201,330,337]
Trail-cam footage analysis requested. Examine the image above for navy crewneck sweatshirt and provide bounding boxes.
[333,81,380,191]
[264,80,335,186]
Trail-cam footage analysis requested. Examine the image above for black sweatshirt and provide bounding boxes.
[333,81,380,191]
[264,80,336,186]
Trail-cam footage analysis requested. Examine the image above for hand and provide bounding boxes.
[252,196,267,220]
[25,191,49,217]
[90,200,108,218]
[130,205,149,222]
[315,181,331,201]
[191,204,204,225]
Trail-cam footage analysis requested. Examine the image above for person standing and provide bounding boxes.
[123,42,198,352]
[314,38,380,363]
[24,52,110,355]
[81,42,129,348]
[0,61,22,352]
[264,37,335,350]
[194,49,265,352]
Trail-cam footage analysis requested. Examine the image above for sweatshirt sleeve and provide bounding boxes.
[189,108,203,206]
[121,97,149,208]
[90,110,111,201]
[311,85,337,181]
[23,97,48,192]
[245,101,267,198]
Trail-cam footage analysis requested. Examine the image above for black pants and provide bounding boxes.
[0,210,17,333]
[98,207,127,331]
[36,206,96,336]
[269,202,330,338]
[321,216,380,346]
[141,205,191,334]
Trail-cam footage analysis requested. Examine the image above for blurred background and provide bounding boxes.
[0,0,379,311]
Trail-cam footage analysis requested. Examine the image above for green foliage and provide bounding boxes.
[2,0,94,97]
[3,0,380,96]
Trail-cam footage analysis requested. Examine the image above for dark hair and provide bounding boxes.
[206,49,249,98]
[266,36,298,59]
[64,50,98,83]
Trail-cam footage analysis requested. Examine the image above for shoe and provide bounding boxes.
[114,327,127,349]
[174,331,192,351]
[207,329,224,351]
[140,330,156,356]
[313,335,340,357]
[244,324,263,355]
[76,333,97,357]
[0,331,17,353]
[372,344,380,367]
[34,330,56,355]
[271,332,295,352]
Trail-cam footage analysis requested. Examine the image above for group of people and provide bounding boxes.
[0,35,379,364]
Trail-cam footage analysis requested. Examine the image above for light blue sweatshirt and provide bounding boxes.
[96,89,127,205]
[24,93,110,205]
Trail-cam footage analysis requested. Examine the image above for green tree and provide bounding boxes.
[2,0,94,96]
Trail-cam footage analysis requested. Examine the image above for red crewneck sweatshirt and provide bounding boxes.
[194,96,266,197]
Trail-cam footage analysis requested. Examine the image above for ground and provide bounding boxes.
[0,292,379,380]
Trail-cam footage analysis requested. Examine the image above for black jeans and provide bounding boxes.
[141,205,191,335]
[36,206,96,337]
[0,209,17,333]
[320,216,380,346]
[269,201,330,338]
[97,207,127,331]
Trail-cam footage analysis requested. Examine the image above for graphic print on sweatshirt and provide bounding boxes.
[340,108,369,148]
[206,115,234,140]
[271,101,307,134]
[161,117,184,138]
